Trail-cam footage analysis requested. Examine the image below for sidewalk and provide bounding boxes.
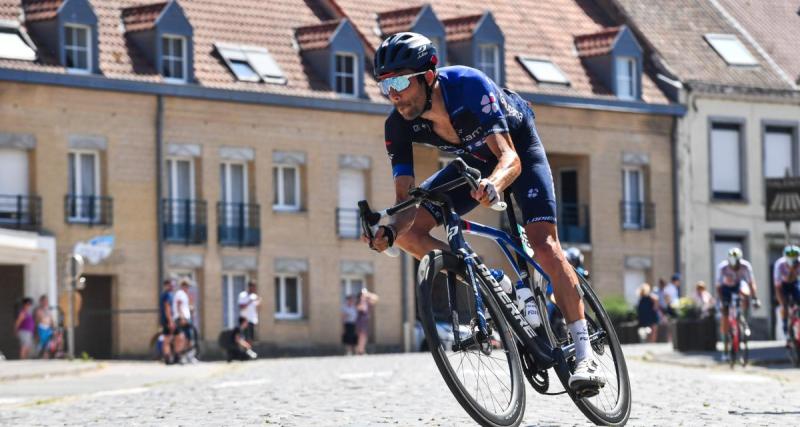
[623,340,790,368]
[0,360,104,382]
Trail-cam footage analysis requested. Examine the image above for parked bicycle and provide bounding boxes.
[150,324,201,364]
[359,159,631,426]
[724,293,749,367]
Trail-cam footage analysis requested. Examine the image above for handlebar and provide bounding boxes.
[358,158,506,257]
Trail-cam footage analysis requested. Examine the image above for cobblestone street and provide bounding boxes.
[1,346,799,426]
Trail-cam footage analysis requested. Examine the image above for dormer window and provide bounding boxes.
[478,44,500,82]
[64,24,91,73]
[215,42,286,84]
[616,56,637,100]
[334,52,357,96]
[161,35,187,82]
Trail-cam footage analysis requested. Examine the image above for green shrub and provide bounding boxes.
[602,295,636,324]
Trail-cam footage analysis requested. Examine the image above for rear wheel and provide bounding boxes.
[789,316,800,367]
[554,271,632,425]
[418,250,525,427]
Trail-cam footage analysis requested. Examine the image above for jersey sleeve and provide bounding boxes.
[773,258,784,285]
[462,73,510,140]
[715,262,725,286]
[384,111,415,177]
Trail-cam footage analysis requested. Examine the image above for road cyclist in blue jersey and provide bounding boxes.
[364,32,605,392]
[716,247,761,360]
[774,245,800,345]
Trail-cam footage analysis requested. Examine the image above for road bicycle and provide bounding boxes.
[724,293,749,368]
[359,159,631,426]
[786,300,800,367]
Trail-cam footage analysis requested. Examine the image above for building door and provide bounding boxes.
[74,275,112,359]
[624,269,647,306]
[338,169,365,238]
[0,265,25,359]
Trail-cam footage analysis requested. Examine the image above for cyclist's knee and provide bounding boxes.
[530,239,564,272]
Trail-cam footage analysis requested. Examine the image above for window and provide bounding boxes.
[68,150,100,221]
[0,148,30,223]
[215,43,286,84]
[275,274,302,319]
[161,35,187,82]
[341,276,365,302]
[623,269,647,306]
[167,158,195,200]
[334,52,357,96]
[519,57,569,85]
[477,44,500,82]
[222,273,247,328]
[704,34,758,66]
[337,168,365,238]
[764,126,795,178]
[622,167,644,228]
[710,122,744,199]
[220,161,248,224]
[273,164,300,211]
[0,28,36,61]
[64,24,91,73]
[615,56,637,100]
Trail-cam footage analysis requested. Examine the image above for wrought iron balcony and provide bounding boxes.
[217,202,260,247]
[336,208,360,239]
[0,194,41,231]
[620,201,655,230]
[558,203,590,243]
[162,199,207,244]
[65,195,113,226]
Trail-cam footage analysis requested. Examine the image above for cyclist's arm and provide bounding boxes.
[744,261,758,294]
[164,301,175,326]
[474,133,520,205]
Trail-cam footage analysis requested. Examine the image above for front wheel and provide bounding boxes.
[555,271,632,425]
[418,250,525,427]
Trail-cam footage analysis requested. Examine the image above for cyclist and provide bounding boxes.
[773,245,800,344]
[365,32,604,391]
[716,247,760,359]
[565,247,589,278]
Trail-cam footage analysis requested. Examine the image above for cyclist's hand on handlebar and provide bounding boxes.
[471,178,499,207]
[362,225,393,253]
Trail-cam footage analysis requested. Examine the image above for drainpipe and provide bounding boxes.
[156,95,165,298]
[401,251,409,352]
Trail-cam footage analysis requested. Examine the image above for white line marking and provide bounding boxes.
[91,387,149,398]
[338,371,393,380]
[212,378,270,389]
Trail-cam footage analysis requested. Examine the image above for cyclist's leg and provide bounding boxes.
[719,286,733,350]
[777,282,788,335]
[394,161,480,260]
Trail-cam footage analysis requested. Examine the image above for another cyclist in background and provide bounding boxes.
[716,248,760,358]
[565,247,589,279]
[773,245,800,344]
[366,32,604,392]
[159,279,176,364]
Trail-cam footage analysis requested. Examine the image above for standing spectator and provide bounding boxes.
[14,297,35,359]
[691,281,715,318]
[636,284,659,343]
[238,281,261,342]
[159,279,176,364]
[172,280,195,364]
[355,288,379,355]
[341,295,358,355]
[34,295,54,359]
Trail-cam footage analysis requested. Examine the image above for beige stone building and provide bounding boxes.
[0,0,682,358]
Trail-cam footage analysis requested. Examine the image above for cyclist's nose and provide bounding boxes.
[388,88,402,103]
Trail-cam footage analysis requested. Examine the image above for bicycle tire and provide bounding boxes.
[727,326,737,369]
[790,316,800,367]
[738,318,749,367]
[554,272,632,426]
[418,250,525,427]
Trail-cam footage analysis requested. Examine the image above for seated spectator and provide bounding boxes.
[220,317,257,362]
[691,281,715,317]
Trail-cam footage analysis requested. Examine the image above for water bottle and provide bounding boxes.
[515,281,541,328]
[490,269,513,294]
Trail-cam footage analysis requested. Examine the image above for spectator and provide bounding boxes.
[691,281,715,318]
[14,297,35,359]
[341,295,358,355]
[159,279,176,364]
[226,316,257,362]
[172,280,196,364]
[355,288,379,355]
[636,283,659,343]
[34,295,54,359]
[238,281,261,343]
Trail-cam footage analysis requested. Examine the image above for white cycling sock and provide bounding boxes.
[568,319,591,362]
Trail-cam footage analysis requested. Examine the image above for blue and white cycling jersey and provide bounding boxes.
[383,66,557,225]
[385,66,534,177]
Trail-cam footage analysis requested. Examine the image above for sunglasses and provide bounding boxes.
[378,71,428,96]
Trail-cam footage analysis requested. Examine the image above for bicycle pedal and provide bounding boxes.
[574,386,600,399]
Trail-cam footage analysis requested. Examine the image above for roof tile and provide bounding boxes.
[295,20,340,51]
[574,27,620,58]
[121,2,167,33]
[375,6,422,36]
[441,13,482,42]
[21,0,62,22]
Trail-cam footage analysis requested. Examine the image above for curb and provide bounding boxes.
[0,363,104,383]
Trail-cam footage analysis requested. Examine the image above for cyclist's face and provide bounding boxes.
[385,69,427,120]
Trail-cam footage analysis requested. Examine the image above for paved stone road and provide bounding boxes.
[1,349,799,426]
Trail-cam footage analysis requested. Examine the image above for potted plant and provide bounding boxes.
[670,297,717,351]
[602,296,639,344]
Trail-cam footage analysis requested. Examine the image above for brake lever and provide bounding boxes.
[357,200,399,257]
[452,159,506,211]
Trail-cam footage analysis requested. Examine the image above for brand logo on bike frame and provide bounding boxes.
[476,263,536,339]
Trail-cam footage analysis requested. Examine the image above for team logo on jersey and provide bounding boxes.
[480,93,499,114]
[527,188,539,199]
